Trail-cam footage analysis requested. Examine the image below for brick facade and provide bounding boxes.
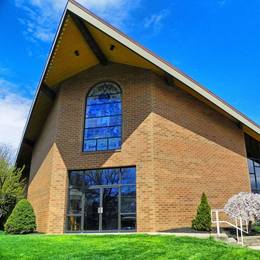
[28,63,250,233]
[151,75,250,231]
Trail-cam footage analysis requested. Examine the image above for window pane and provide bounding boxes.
[85,117,105,128]
[121,182,136,214]
[84,140,96,151]
[254,160,260,167]
[89,83,121,96]
[86,117,109,128]
[85,128,100,139]
[251,174,257,190]
[67,216,81,231]
[97,139,108,151]
[121,185,136,197]
[84,170,99,186]
[121,197,136,213]
[109,116,122,126]
[121,168,136,184]
[85,126,121,139]
[256,175,260,189]
[86,116,121,128]
[248,159,254,173]
[68,189,83,214]
[111,126,121,137]
[108,138,121,150]
[88,94,121,105]
[101,169,120,185]
[87,103,121,117]
[121,214,136,230]
[70,171,84,188]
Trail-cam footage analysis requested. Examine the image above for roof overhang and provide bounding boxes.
[16,0,260,171]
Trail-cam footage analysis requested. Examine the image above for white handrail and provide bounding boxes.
[211,209,249,246]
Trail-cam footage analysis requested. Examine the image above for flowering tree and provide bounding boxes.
[224,192,260,231]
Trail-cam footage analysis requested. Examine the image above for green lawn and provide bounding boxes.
[254,226,260,233]
[0,234,260,259]
[253,223,260,233]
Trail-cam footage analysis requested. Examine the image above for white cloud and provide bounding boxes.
[16,0,140,43]
[144,9,169,33]
[0,79,31,150]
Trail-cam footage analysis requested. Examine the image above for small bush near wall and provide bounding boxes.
[4,199,36,234]
[192,193,211,231]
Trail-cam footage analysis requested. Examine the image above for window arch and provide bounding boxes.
[83,82,122,152]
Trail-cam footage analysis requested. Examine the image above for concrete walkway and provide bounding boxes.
[249,246,260,251]
[62,231,225,240]
[149,232,221,239]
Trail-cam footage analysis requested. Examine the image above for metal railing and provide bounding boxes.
[211,209,249,245]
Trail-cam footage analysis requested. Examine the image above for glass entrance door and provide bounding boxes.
[84,187,119,231]
[84,188,101,231]
[102,187,119,230]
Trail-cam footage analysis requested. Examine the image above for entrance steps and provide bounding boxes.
[215,233,260,250]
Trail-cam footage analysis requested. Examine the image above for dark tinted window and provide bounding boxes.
[248,158,260,193]
[66,167,136,232]
[121,168,136,184]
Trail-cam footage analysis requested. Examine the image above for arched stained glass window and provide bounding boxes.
[83,82,122,152]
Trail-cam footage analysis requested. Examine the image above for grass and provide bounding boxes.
[254,226,260,232]
[253,223,260,233]
[0,234,260,259]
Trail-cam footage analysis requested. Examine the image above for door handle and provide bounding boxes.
[98,207,103,214]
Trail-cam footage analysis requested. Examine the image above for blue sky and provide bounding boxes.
[0,0,259,149]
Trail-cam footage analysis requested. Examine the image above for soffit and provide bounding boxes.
[44,15,98,87]
[44,14,162,87]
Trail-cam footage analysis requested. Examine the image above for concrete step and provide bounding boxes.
[214,233,260,247]
[227,237,238,244]
[248,246,260,251]
[212,233,229,242]
[243,236,260,246]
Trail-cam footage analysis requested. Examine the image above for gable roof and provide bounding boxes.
[16,0,260,170]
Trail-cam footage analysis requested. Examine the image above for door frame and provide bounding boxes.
[66,167,137,233]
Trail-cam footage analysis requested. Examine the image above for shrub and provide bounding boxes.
[192,193,211,231]
[0,145,25,230]
[4,199,36,234]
